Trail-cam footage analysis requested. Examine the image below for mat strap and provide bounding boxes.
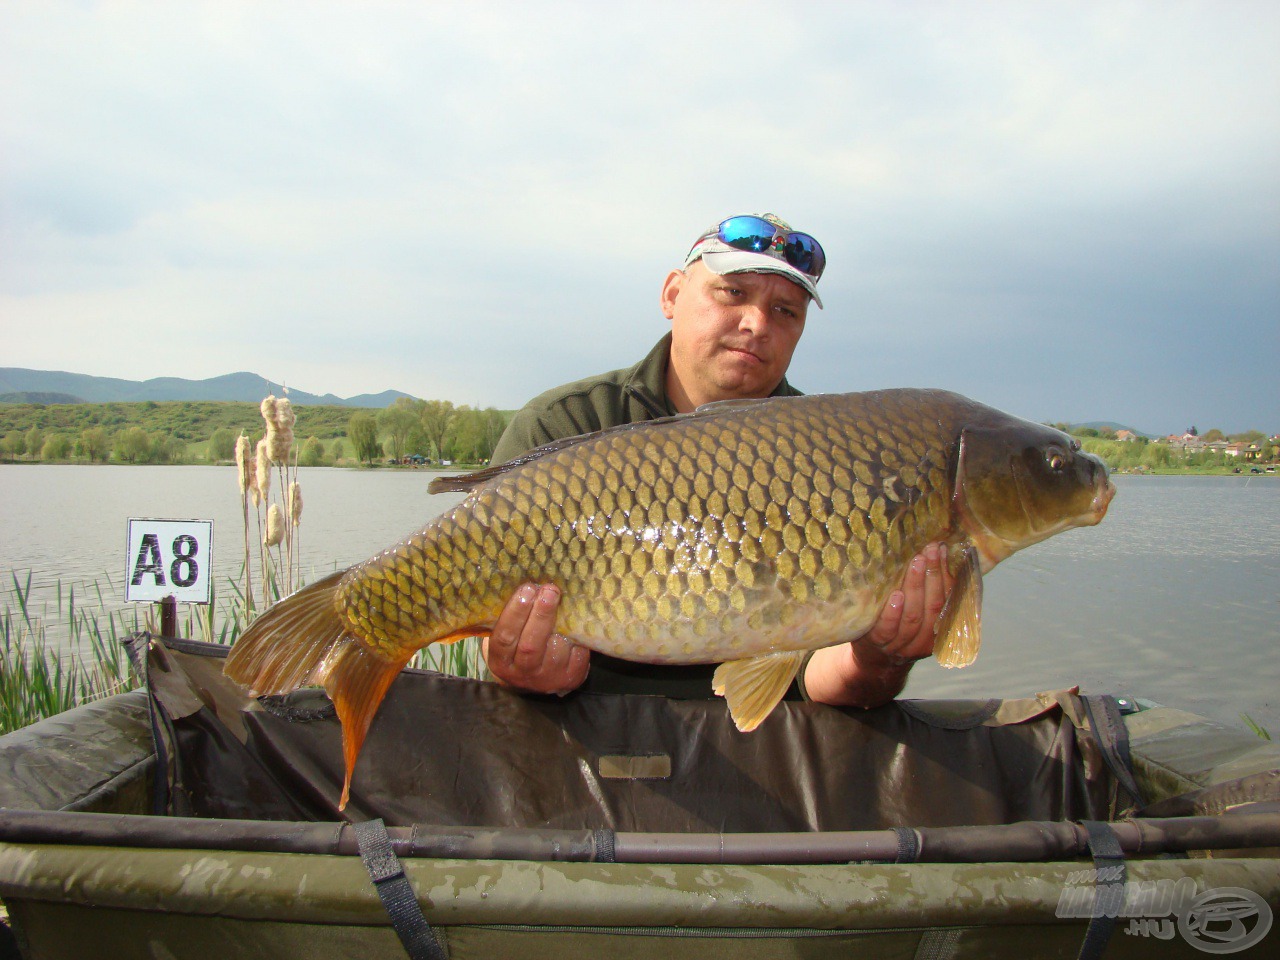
[355,818,448,960]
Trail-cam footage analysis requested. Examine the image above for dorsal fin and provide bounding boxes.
[428,398,791,495]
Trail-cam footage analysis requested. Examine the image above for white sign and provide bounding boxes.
[125,519,214,604]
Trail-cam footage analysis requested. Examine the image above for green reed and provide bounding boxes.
[1,566,488,735]
[1242,713,1273,741]
[0,572,143,735]
[409,636,488,679]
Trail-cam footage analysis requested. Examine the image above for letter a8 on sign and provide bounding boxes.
[125,519,214,604]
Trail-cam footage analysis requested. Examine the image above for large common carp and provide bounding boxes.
[225,389,1114,808]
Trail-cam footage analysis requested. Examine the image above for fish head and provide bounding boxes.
[952,417,1115,571]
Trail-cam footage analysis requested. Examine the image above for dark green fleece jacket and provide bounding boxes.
[490,333,803,700]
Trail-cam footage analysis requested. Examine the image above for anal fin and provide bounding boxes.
[712,649,807,732]
[933,544,983,668]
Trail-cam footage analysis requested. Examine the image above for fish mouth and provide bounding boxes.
[1088,478,1117,524]
[1073,451,1116,527]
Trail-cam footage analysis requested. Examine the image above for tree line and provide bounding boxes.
[347,399,509,465]
[6,397,1271,471]
[0,424,188,464]
[0,398,512,466]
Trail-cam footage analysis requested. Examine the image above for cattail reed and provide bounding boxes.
[247,452,261,508]
[235,435,251,494]
[238,393,306,611]
[264,503,284,547]
[288,480,303,588]
[264,398,299,591]
[270,398,296,463]
[288,481,303,525]
[255,439,272,501]
[235,434,255,612]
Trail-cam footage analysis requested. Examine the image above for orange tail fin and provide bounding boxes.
[224,569,434,809]
[314,638,409,810]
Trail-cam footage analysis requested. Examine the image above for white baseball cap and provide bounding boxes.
[682,213,825,309]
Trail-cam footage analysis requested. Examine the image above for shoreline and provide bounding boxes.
[4,461,1276,477]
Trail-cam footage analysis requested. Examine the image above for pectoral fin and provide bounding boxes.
[933,545,983,668]
[712,649,807,732]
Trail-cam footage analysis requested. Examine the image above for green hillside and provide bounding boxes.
[0,399,357,444]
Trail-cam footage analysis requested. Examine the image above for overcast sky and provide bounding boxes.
[3,1,1277,435]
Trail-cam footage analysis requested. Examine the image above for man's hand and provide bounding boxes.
[858,541,952,663]
[483,583,590,695]
[802,542,953,708]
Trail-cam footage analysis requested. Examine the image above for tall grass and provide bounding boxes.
[0,572,143,735]
[409,637,488,678]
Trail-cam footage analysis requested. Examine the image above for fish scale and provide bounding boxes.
[224,388,1114,809]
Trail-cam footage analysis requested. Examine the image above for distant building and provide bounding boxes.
[1115,430,1139,442]
[1164,433,1205,454]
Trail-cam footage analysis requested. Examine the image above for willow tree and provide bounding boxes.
[347,412,381,465]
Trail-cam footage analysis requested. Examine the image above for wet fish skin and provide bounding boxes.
[224,388,1113,809]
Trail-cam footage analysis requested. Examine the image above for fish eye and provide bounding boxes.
[1046,446,1068,471]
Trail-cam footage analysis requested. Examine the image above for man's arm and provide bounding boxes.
[484,543,953,704]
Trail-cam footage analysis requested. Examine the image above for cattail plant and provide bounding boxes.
[288,480,303,579]
[255,437,273,598]
[264,503,284,548]
[271,398,296,462]
[255,438,272,502]
[234,434,255,613]
[236,393,304,615]
[271,398,299,592]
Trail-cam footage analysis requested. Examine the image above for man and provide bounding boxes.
[484,213,952,707]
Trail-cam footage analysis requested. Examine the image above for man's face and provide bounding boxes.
[660,260,809,412]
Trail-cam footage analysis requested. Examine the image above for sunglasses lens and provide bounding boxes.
[717,216,778,253]
[783,233,825,279]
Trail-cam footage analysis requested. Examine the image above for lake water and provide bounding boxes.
[1,465,1276,733]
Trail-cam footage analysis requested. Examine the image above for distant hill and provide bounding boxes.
[0,368,414,408]
[0,391,86,405]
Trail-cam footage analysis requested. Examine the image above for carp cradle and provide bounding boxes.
[1,633,1277,959]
